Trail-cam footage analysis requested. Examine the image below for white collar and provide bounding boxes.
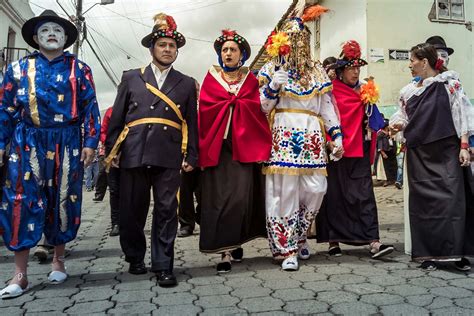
[150,62,172,77]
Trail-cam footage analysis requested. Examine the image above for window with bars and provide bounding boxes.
[436,0,465,22]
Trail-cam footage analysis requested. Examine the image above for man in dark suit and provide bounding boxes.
[105,13,198,287]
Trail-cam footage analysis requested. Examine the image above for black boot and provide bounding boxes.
[109,224,120,237]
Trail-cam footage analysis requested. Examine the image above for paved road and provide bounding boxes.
[1,186,473,315]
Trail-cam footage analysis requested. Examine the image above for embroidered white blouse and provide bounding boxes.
[258,61,342,175]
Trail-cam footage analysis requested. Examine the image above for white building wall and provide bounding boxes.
[366,0,473,108]
[318,0,369,80]
[0,0,34,68]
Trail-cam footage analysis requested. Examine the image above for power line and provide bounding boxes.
[86,24,143,63]
[120,0,145,63]
[29,1,50,11]
[85,36,118,87]
[86,22,129,72]
[88,30,120,83]
[99,5,262,47]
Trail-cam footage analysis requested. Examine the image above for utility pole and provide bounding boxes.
[73,0,83,55]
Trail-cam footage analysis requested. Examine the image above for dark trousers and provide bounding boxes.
[94,156,108,198]
[108,167,120,225]
[178,168,201,230]
[120,167,180,272]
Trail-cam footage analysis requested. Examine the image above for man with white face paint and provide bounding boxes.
[0,10,100,298]
[425,35,453,67]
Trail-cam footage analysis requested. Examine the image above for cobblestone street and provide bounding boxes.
[1,186,473,315]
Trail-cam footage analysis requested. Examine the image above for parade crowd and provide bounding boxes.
[0,4,473,299]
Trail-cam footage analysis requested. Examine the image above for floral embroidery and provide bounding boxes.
[266,125,327,170]
[266,204,317,258]
[289,131,304,158]
[448,80,462,95]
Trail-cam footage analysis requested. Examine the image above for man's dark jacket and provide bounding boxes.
[105,65,198,169]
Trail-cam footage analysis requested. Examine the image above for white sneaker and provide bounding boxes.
[298,242,311,260]
[281,256,299,271]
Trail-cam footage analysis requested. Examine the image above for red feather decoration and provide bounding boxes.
[301,5,329,22]
[341,40,361,59]
[166,15,177,31]
[222,29,237,37]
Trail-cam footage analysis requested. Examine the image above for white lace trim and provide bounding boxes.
[390,71,474,138]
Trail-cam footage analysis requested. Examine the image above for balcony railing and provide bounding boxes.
[2,47,31,66]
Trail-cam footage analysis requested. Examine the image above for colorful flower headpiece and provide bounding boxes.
[265,31,291,58]
[141,12,185,48]
[360,79,380,105]
[335,40,368,68]
[215,29,246,47]
[214,29,251,56]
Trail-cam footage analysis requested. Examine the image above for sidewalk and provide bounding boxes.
[0,186,473,315]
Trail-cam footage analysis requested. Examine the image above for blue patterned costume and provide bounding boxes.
[0,51,100,251]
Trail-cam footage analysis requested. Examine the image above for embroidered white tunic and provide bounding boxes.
[259,61,341,176]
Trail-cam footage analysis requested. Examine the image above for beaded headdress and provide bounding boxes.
[141,13,186,48]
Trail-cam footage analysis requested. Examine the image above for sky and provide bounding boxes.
[30,0,293,109]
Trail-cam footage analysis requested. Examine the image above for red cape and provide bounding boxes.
[198,69,272,167]
[332,79,376,163]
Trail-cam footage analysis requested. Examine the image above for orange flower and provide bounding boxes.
[360,79,380,105]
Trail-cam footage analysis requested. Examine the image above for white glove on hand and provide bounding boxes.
[330,137,344,161]
[269,70,289,91]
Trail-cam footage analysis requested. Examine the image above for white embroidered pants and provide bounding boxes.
[266,173,327,258]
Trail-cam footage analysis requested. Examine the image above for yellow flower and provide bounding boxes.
[265,32,291,58]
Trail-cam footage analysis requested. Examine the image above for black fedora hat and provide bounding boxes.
[141,13,185,48]
[22,10,78,50]
[425,35,454,55]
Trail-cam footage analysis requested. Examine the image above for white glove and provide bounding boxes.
[330,137,344,162]
[269,70,289,91]
[0,149,4,167]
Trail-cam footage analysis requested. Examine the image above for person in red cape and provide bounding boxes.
[316,40,394,259]
[198,30,272,273]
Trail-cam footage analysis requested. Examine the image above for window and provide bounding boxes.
[5,28,16,66]
[436,0,465,22]
[312,18,321,60]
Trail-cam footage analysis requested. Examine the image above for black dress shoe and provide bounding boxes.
[128,262,147,275]
[177,227,193,238]
[92,195,104,202]
[109,225,120,237]
[157,271,177,287]
[230,248,243,262]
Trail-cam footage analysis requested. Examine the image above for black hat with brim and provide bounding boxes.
[425,35,454,55]
[22,10,78,50]
[141,25,186,48]
[334,58,368,69]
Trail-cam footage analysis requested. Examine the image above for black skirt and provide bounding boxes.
[316,141,380,245]
[408,135,473,261]
[199,137,267,253]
